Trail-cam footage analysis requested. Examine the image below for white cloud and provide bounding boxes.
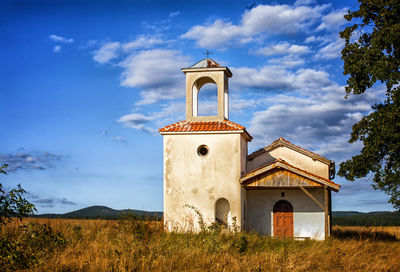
[230,94,260,113]
[246,83,384,162]
[101,130,127,143]
[182,3,329,48]
[294,0,316,6]
[314,36,344,60]
[122,35,165,51]
[117,113,155,132]
[230,65,331,92]
[93,42,121,64]
[0,151,63,172]
[118,49,190,105]
[304,35,326,43]
[253,42,310,56]
[112,136,126,142]
[181,19,242,48]
[117,102,186,133]
[53,45,61,52]
[241,4,326,35]
[317,8,347,31]
[169,11,180,18]
[267,56,306,68]
[28,193,77,208]
[49,34,74,43]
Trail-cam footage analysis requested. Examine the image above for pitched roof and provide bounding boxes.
[190,58,221,68]
[158,120,252,139]
[181,58,233,77]
[240,158,340,191]
[248,137,331,165]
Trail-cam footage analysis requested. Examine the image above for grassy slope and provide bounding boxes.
[1,218,400,272]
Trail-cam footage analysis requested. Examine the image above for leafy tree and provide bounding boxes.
[338,0,400,209]
[0,164,36,225]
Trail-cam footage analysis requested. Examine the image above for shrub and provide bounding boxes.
[0,222,66,271]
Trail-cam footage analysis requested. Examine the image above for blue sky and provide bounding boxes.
[0,0,394,213]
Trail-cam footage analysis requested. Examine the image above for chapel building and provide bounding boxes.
[159,58,340,240]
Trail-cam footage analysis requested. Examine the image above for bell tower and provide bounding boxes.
[159,58,251,232]
[181,58,232,121]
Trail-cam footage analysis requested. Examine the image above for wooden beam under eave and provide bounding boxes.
[324,185,330,239]
[299,186,324,210]
[329,189,332,236]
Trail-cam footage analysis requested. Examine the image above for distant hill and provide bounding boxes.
[31,205,162,220]
[332,211,400,226]
[31,206,399,226]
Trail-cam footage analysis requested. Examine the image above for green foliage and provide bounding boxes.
[0,223,66,271]
[340,0,400,96]
[230,234,248,253]
[119,213,157,242]
[0,164,36,225]
[333,211,400,226]
[338,0,400,209]
[72,225,83,241]
[184,204,206,232]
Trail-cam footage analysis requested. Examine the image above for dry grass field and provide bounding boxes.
[1,218,400,272]
[334,225,400,239]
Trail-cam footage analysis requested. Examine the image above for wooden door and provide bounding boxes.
[273,200,293,237]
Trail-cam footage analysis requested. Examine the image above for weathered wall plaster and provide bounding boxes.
[246,188,325,240]
[247,146,329,179]
[163,133,248,231]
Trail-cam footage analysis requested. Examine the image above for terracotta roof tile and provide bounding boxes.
[159,120,248,133]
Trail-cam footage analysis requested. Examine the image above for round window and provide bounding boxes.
[197,145,209,156]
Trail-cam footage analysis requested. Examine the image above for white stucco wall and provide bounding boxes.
[163,132,248,231]
[247,146,329,179]
[246,188,325,240]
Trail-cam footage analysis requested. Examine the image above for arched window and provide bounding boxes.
[192,77,218,116]
[215,198,230,225]
[273,200,293,213]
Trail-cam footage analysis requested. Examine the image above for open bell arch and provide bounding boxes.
[181,58,232,121]
[191,76,218,116]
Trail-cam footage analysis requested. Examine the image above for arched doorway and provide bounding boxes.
[215,198,230,226]
[273,200,293,237]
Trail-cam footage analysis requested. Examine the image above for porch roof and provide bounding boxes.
[240,158,340,192]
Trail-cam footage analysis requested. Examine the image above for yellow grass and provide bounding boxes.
[334,225,400,239]
[1,218,400,272]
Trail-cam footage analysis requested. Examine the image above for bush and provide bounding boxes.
[0,222,66,271]
[0,164,36,225]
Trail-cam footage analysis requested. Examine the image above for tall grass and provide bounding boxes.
[1,218,399,271]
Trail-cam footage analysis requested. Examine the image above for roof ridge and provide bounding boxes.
[277,137,326,160]
[248,137,330,164]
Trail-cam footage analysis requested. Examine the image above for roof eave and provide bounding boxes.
[181,67,233,77]
[160,129,252,141]
[240,161,340,192]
